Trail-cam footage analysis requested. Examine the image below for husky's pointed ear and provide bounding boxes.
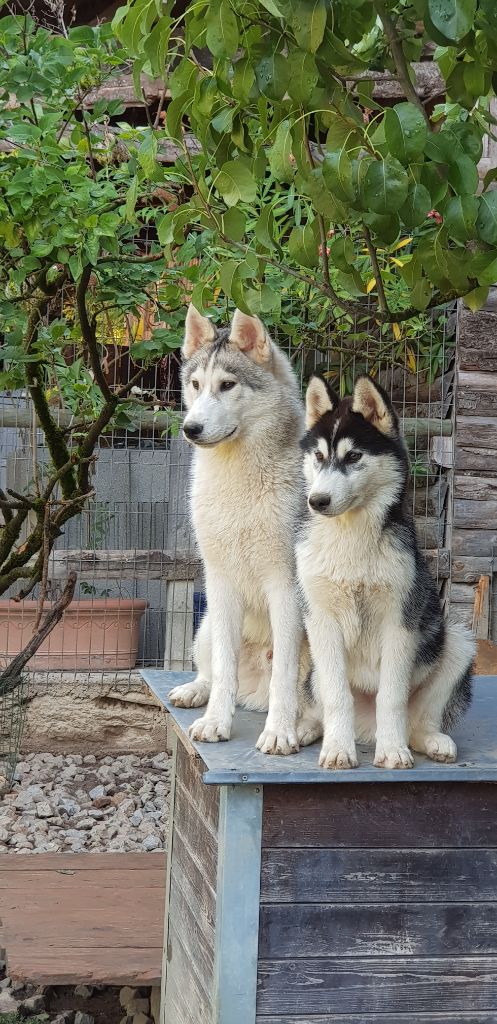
[305,376,337,429]
[352,375,398,435]
[182,304,215,359]
[229,309,271,365]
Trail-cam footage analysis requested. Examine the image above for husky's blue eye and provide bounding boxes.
[220,380,236,391]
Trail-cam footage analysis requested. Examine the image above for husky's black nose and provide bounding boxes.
[183,422,203,440]
[309,493,331,512]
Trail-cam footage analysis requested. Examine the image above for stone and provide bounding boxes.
[14,784,44,808]
[36,801,54,818]
[74,1012,95,1024]
[58,798,80,817]
[0,827,10,843]
[74,984,94,998]
[92,796,111,809]
[131,1014,152,1024]
[97,766,116,784]
[83,754,97,764]
[111,792,127,806]
[18,993,46,1015]
[0,990,19,1013]
[120,986,139,1008]
[130,810,143,827]
[126,997,150,1014]
[89,784,105,800]
[142,834,160,851]
[53,1013,76,1024]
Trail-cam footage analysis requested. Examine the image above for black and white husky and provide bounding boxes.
[169,306,319,755]
[296,374,474,770]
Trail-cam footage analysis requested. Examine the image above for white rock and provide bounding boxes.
[89,785,105,800]
[142,834,160,851]
[36,801,54,819]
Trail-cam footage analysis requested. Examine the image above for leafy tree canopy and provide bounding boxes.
[113,0,497,322]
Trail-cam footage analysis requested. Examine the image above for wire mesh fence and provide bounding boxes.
[0,298,456,692]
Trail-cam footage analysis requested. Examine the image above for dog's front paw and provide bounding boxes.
[374,743,413,769]
[319,740,358,770]
[256,725,299,756]
[169,680,210,708]
[425,732,457,763]
[189,716,231,743]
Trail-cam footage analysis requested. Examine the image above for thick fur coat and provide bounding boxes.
[296,374,474,770]
[169,306,319,754]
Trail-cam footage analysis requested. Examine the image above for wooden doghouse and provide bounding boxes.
[143,670,497,1024]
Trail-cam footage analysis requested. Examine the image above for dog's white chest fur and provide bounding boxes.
[192,444,300,609]
[297,514,413,690]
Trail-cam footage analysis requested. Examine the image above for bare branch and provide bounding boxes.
[363,225,390,316]
[374,1,431,128]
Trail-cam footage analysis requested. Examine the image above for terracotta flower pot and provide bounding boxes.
[0,599,148,671]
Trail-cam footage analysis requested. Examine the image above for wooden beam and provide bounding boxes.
[0,405,453,438]
[473,575,491,640]
[48,549,201,581]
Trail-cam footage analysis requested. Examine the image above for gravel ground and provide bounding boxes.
[0,752,171,854]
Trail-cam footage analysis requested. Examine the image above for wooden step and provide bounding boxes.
[0,853,165,986]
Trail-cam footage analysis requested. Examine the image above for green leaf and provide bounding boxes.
[325,112,362,154]
[288,222,319,268]
[206,0,239,57]
[424,127,464,164]
[137,130,157,176]
[420,163,448,205]
[384,103,428,164]
[222,207,247,242]
[219,259,253,313]
[399,184,432,228]
[214,160,257,206]
[322,148,355,203]
[301,168,347,220]
[463,285,489,311]
[269,120,295,182]
[125,175,138,222]
[166,91,189,141]
[232,59,255,103]
[428,0,476,42]
[287,50,319,104]
[290,0,327,52]
[255,53,290,101]
[476,191,497,245]
[363,213,400,245]
[444,195,478,241]
[143,16,171,78]
[327,235,354,272]
[363,157,409,215]
[410,277,433,311]
[255,207,276,250]
[447,154,479,195]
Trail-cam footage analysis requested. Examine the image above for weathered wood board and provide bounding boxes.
[150,672,497,1024]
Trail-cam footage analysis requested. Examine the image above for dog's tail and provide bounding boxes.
[442,622,475,730]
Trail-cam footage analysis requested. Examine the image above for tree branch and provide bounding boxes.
[23,282,76,500]
[76,266,114,403]
[363,225,390,316]
[373,0,431,128]
[0,572,77,690]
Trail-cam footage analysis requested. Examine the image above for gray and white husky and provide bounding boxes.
[169,305,319,754]
[296,373,474,770]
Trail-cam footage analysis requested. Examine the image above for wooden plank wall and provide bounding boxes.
[257,783,497,1022]
[164,742,219,1023]
[451,291,497,635]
